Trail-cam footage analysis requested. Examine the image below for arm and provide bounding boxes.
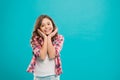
[47,28,58,59]
[30,37,41,57]
[37,29,48,60]
[53,35,64,57]
[30,36,47,60]
[47,35,64,59]
[39,37,47,60]
[47,36,56,59]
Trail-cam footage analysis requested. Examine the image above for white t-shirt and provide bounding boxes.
[34,54,55,77]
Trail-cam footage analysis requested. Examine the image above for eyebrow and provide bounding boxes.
[42,21,51,25]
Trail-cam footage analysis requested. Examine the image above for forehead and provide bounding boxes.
[42,18,52,24]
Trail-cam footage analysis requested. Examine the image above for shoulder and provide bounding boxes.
[57,34,64,38]
[30,36,38,42]
[54,34,64,42]
[30,35,43,42]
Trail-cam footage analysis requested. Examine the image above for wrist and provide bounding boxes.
[47,36,52,40]
[44,36,47,40]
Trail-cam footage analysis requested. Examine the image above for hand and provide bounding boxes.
[48,28,58,38]
[37,29,47,39]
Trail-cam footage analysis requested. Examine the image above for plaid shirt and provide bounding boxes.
[26,34,64,75]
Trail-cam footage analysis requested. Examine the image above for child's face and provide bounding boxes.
[39,18,53,35]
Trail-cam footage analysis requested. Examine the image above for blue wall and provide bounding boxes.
[0,0,120,80]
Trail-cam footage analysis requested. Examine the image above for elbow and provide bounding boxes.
[49,54,55,59]
[49,56,55,59]
[39,54,46,60]
[48,50,56,59]
[39,50,47,60]
[40,56,46,60]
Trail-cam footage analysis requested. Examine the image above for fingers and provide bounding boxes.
[53,28,58,35]
[48,28,58,38]
[37,29,42,36]
[37,28,58,38]
[54,28,58,33]
[37,29,46,37]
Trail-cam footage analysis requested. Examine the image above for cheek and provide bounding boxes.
[39,28,44,32]
[50,25,54,30]
[51,27,54,31]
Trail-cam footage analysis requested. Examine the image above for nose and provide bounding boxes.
[45,25,48,29]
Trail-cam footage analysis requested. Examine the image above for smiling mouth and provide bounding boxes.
[44,30,50,33]
[44,29,51,32]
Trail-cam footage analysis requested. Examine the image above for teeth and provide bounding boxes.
[45,30,49,32]
[45,29,51,32]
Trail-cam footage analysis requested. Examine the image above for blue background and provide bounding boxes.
[0,0,120,80]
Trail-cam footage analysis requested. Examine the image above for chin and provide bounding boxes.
[46,34,48,36]
[45,33,50,36]
[45,32,52,35]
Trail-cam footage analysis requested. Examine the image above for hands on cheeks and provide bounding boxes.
[37,28,58,39]
[37,29,47,39]
[48,28,58,39]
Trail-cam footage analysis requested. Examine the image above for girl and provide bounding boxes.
[26,15,64,80]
